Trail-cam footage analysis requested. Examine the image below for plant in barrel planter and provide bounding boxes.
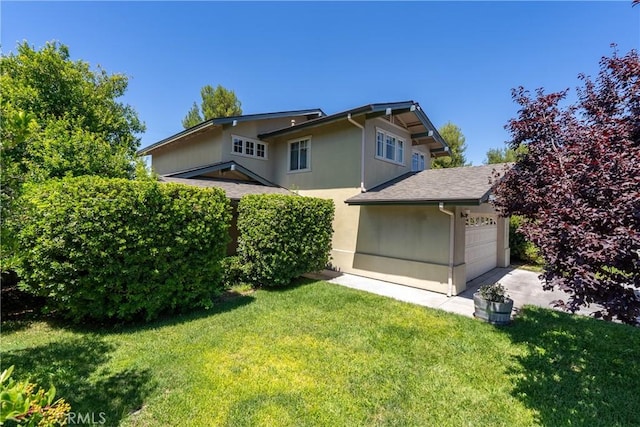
[473,282,513,325]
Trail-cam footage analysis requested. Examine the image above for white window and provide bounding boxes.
[289,137,311,172]
[412,151,426,171]
[231,135,267,159]
[233,138,243,154]
[375,128,405,165]
[376,131,385,157]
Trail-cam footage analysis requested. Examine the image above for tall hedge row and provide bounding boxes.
[237,194,334,287]
[13,177,231,322]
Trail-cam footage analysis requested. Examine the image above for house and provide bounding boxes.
[138,101,510,296]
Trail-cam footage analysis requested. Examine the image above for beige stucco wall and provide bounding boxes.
[150,115,318,178]
[151,129,223,175]
[271,122,362,190]
[297,187,362,256]
[356,205,449,264]
[364,118,422,189]
[497,216,510,267]
[351,205,462,294]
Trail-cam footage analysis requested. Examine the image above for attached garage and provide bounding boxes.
[465,214,498,281]
[345,164,511,295]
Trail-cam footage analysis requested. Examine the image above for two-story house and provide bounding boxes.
[138,101,510,296]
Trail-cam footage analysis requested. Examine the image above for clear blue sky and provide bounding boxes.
[2,1,639,165]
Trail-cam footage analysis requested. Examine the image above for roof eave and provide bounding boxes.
[137,108,325,155]
[165,160,278,188]
[137,121,218,155]
[344,198,486,206]
[258,101,416,140]
[413,106,450,154]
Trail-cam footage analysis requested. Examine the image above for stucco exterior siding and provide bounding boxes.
[271,122,362,190]
[364,118,416,189]
[497,216,510,267]
[221,128,273,182]
[150,115,318,178]
[324,204,467,294]
[352,253,450,293]
[297,188,362,254]
[151,130,222,175]
[356,205,449,264]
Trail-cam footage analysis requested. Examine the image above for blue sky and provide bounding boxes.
[2,1,639,165]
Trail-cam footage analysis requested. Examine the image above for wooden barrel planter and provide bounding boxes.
[473,293,514,325]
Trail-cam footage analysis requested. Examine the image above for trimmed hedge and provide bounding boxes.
[13,176,231,322]
[237,194,334,287]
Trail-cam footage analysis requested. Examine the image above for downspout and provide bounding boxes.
[347,113,366,192]
[439,202,455,297]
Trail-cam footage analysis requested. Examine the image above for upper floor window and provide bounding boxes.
[375,128,404,165]
[231,135,267,159]
[412,151,426,171]
[289,137,311,172]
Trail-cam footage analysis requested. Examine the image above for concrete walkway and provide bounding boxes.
[313,267,600,319]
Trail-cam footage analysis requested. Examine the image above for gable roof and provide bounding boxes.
[165,161,275,187]
[345,163,512,206]
[137,108,325,155]
[258,101,450,156]
[159,177,293,200]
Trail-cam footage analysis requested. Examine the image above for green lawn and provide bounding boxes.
[2,279,639,426]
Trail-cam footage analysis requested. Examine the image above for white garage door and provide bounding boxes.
[465,214,498,281]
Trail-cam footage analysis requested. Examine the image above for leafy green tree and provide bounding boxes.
[182,84,242,128]
[431,122,469,168]
[182,102,203,128]
[1,41,145,184]
[484,144,527,164]
[1,41,145,270]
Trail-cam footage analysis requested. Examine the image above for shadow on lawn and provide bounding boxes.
[11,291,257,337]
[103,292,256,336]
[2,336,154,425]
[505,306,640,426]
[259,277,318,293]
[0,274,47,334]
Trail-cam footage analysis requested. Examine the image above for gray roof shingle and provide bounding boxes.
[159,177,293,200]
[346,163,511,205]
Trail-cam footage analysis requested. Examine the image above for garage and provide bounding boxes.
[465,214,498,281]
[346,164,511,295]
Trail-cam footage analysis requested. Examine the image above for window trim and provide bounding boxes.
[375,127,405,166]
[231,134,268,160]
[287,136,312,173]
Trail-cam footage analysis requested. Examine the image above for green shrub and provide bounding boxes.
[220,255,247,289]
[237,194,334,287]
[0,365,71,426]
[509,215,543,265]
[13,177,231,322]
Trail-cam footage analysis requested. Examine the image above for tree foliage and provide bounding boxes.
[485,144,528,164]
[493,48,640,325]
[182,84,242,128]
[431,122,469,169]
[0,42,145,180]
[13,177,231,322]
[1,41,146,270]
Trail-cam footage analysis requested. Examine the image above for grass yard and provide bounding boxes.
[2,279,639,426]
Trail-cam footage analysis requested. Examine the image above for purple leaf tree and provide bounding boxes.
[493,48,640,325]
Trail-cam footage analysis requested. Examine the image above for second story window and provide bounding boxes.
[375,128,405,165]
[412,151,426,171]
[289,137,311,172]
[231,135,267,159]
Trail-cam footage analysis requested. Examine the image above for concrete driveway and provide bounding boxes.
[317,267,601,320]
